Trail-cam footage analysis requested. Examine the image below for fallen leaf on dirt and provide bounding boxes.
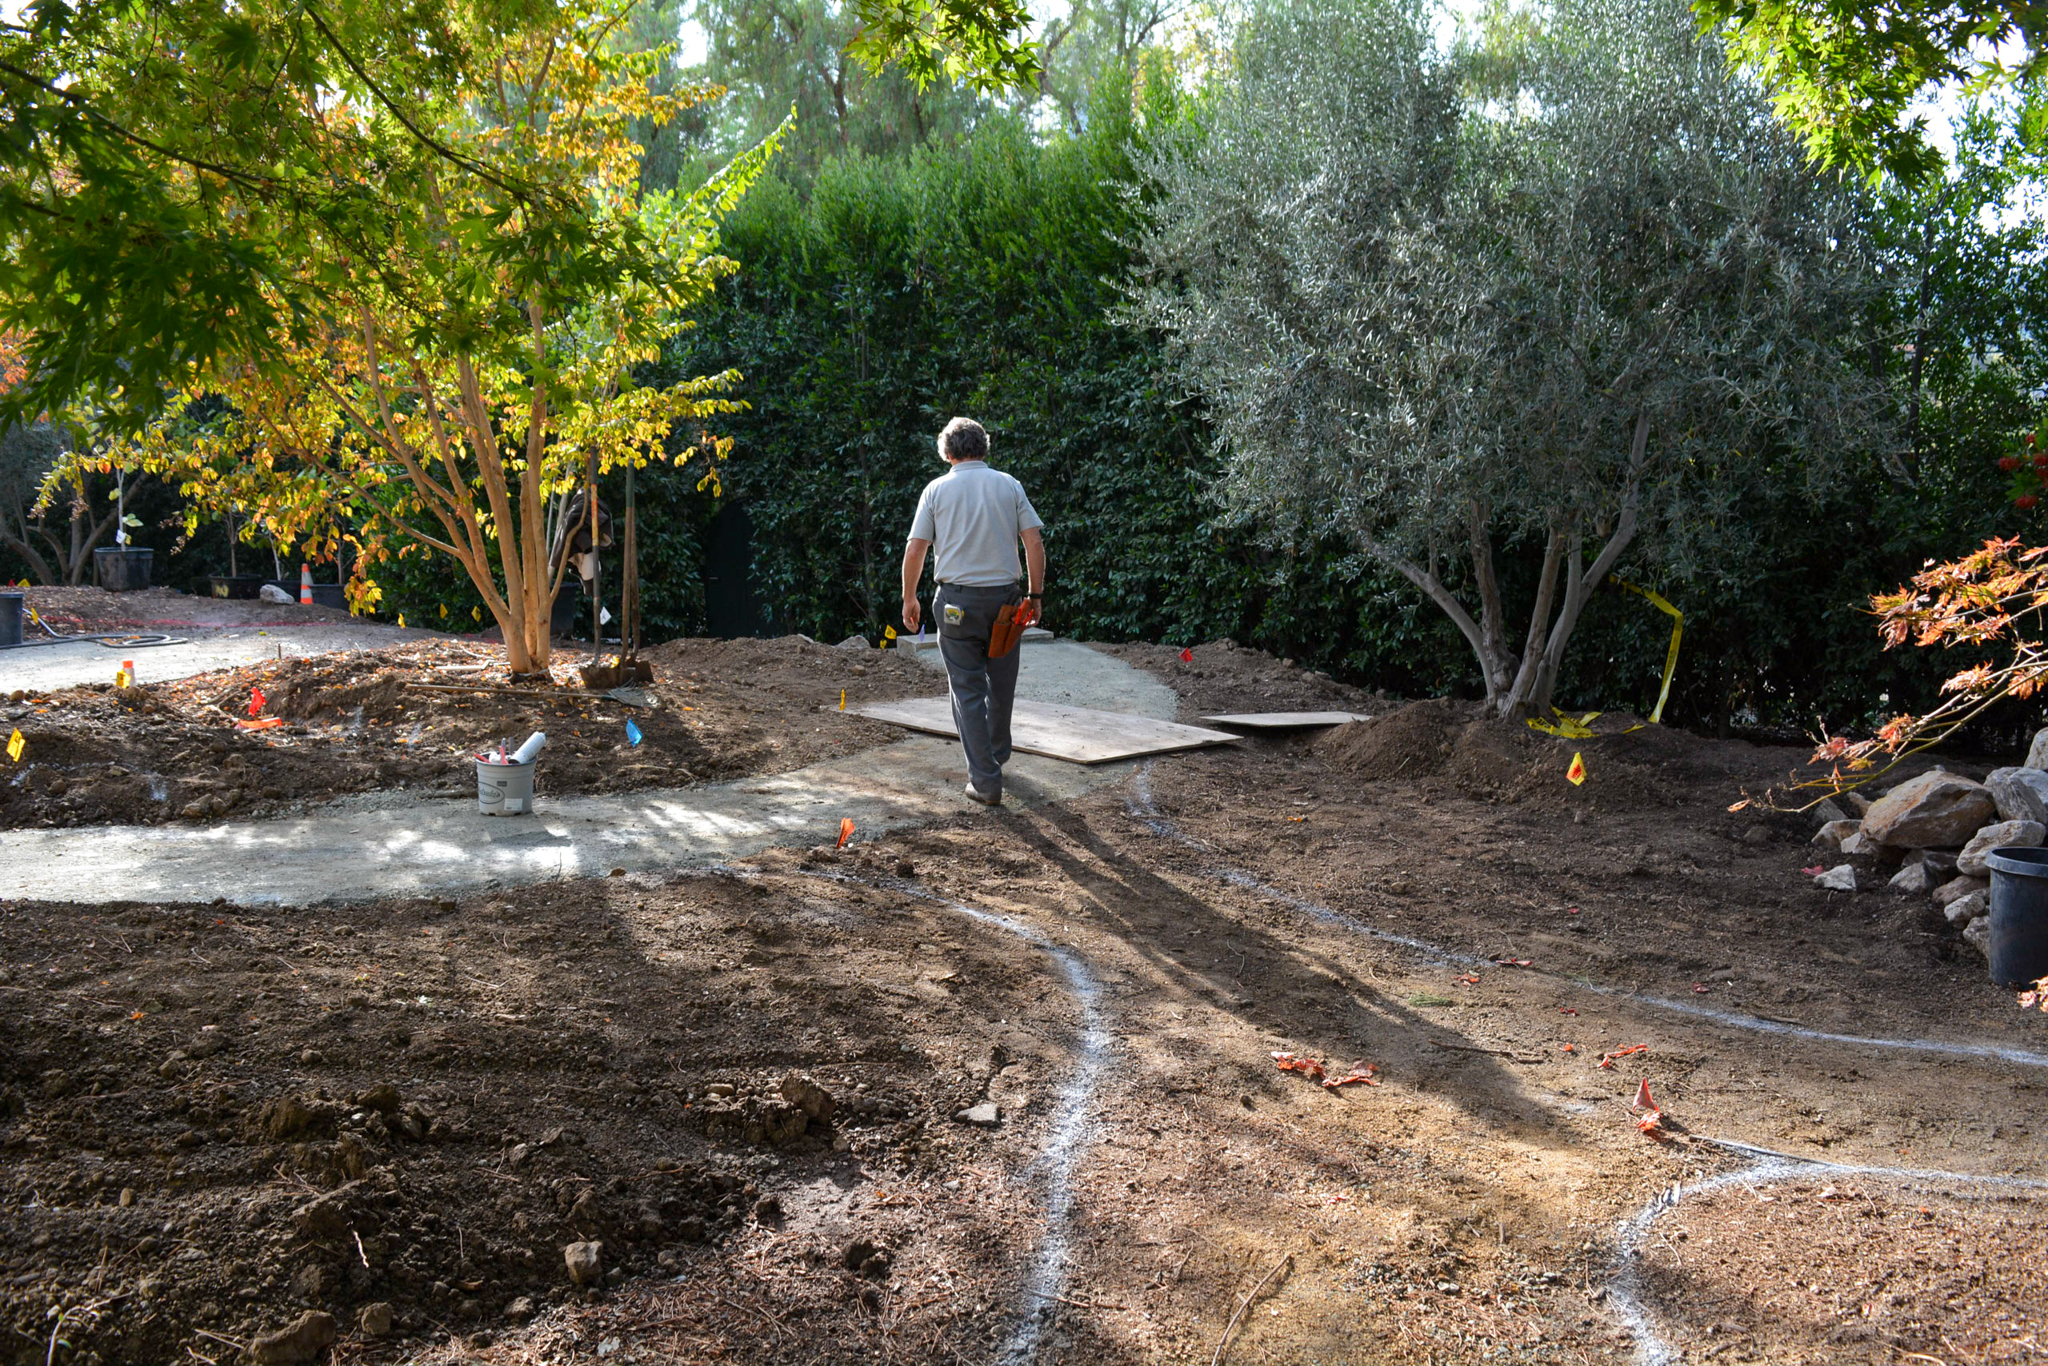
[1597,1044,1648,1069]
[1559,1007,1579,1016]
[1322,1062,1380,1090]
[1493,958,1532,967]
[1272,1052,1327,1082]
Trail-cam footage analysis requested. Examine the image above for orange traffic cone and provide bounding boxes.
[1633,1078,1657,1112]
[298,563,313,605]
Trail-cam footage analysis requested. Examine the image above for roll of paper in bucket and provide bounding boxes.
[512,731,546,763]
[476,750,538,815]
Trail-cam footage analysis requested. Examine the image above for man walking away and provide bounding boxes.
[900,418,1046,806]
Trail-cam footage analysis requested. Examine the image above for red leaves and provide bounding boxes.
[1274,1052,1382,1090]
[1597,1044,1647,1070]
[1324,1063,1380,1089]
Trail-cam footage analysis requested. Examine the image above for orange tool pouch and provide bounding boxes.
[987,599,1039,659]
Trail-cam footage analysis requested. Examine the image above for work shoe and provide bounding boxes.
[964,782,1002,807]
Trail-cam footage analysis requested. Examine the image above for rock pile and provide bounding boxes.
[1810,756,2048,960]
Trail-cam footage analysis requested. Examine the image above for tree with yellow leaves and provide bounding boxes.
[74,0,786,674]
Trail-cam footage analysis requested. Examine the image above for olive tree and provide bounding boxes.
[1127,0,1898,717]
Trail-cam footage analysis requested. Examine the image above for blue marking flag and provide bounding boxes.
[625,719,643,747]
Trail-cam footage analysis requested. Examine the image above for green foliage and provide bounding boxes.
[637,85,1470,688]
[0,0,720,433]
[1695,0,2047,184]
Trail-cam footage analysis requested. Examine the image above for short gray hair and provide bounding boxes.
[938,417,988,462]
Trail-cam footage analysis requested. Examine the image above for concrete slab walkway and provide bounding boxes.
[4,640,1177,907]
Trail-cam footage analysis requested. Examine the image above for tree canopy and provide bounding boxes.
[1127,0,1899,718]
[64,0,782,673]
[1695,0,2048,182]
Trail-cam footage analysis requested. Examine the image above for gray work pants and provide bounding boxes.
[932,583,1023,797]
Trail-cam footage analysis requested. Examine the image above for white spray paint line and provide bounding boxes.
[1608,1136,2048,1365]
[702,864,1110,1364]
[1125,766,2048,1071]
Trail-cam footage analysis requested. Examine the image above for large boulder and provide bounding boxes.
[1957,819,2047,877]
[2027,729,2048,771]
[1986,767,2048,826]
[1963,914,1994,960]
[1860,771,1996,849]
[1811,819,1859,852]
[1933,875,1988,907]
[1945,888,1989,926]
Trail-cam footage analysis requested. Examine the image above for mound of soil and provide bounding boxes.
[1085,639,1382,721]
[20,585,359,630]
[1312,700,1820,811]
[0,637,931,830]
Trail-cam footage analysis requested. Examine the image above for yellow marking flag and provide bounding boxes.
[1567,752,1587,786]
[6,729,22,763]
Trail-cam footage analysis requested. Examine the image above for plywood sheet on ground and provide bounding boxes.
[855,697,1238,764]
[1200,711,1375,730]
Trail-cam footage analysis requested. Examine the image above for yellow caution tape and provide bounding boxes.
[1611,577,1683,726]
[1527,708,1601,739]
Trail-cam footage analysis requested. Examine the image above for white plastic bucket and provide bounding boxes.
[476,755,536,815]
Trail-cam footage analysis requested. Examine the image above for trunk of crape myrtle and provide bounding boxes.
[342,309,572,678]
[1382,413,1650,720]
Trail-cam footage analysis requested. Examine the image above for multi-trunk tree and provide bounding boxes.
[64,0,783,674]
[1127,0,1899,719]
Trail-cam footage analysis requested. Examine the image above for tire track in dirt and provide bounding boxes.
[1611,1138,2048,1365]
[1125,765,2048,1072]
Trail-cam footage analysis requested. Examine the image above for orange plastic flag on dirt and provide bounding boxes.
[1180,647,1193,662]
[248,687,266,716]
[1633,1078,1657,1111]
[1566,752,1587,785]
[837,817,855,850]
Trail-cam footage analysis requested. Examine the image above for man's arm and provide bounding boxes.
[902,537,931,632]
[1021,526,1046,619]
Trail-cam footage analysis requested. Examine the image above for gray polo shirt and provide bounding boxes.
[908,461,1043,587]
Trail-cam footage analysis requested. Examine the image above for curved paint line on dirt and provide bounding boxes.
[772,867,1111,1364]
[1123,766,2048,1071]
[1609,1138,2048,1365]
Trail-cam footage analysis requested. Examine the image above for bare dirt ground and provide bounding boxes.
[1,637,928,829]
[5,645,2047,1366]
